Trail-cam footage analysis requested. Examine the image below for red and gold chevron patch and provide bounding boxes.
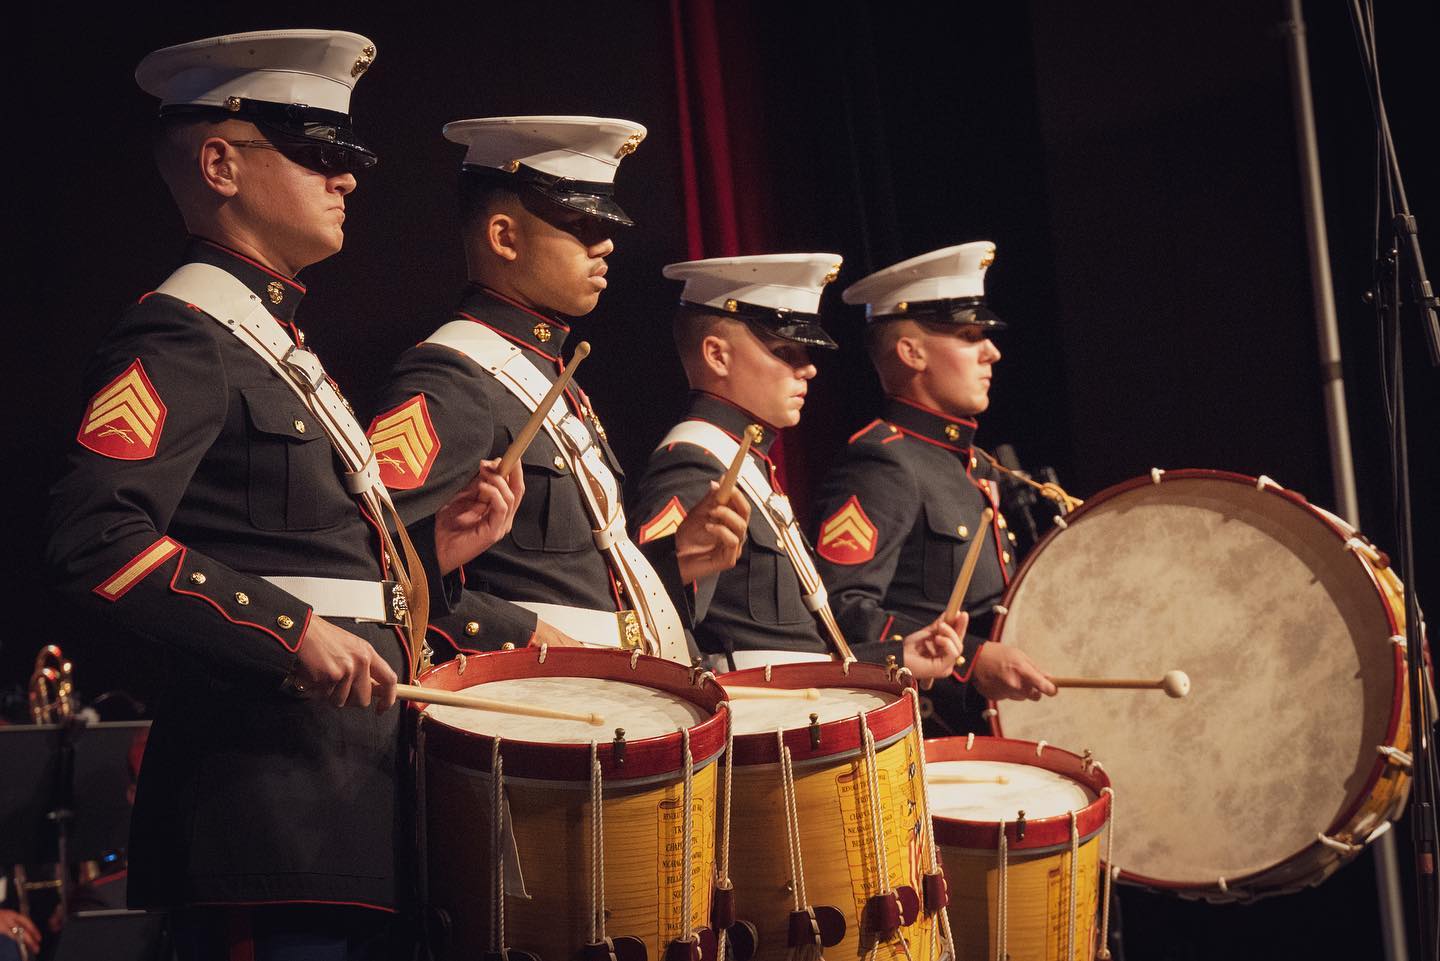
[93,536,181,601]
[638,496,687,544]
[367,395,440,490]
[817,495,878,565]
[77,359,167,460]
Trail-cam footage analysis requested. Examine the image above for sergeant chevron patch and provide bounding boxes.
[638,496,687,544]
[77,359,167,460]
[367,395,440,490]
[817,495,878,565]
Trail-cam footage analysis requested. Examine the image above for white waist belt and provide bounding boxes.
[264,576,405,625]
[516,602,645,651]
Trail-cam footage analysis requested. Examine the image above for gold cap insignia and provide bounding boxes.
[724,299,739,313]
[980,248,996,269]
[225,96,242,112]
[944,424,961,441]
[352,44,376,78]
[895,301,909,314]
[533,322,552,343]
[267,281,285,305]
[823,263,842,285]
[615,132,645,158]
[503,159,521,173]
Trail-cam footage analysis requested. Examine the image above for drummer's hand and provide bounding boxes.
[531,619,585,648]
[1,908,41,956]
[674,481,752,583]
[435,457,524,573]
[294,616,399,712]
[970,643,1057,701]
[901,612,968,681]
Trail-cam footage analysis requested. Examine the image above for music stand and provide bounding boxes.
[50,909,165,961]
[0,720,148,915]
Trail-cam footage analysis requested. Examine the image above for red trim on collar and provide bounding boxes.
[889,395,978,427]
[694,391,783,434]
[891,423,965,453]
[196,238,307,293]
[473,286,572,331]
[848,419,884,444]
[683,416,778,473]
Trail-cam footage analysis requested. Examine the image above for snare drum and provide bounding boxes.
[721,661,944,961]
[926,736,1112,961]
[417,648,728,960]
[992,470,1411,900]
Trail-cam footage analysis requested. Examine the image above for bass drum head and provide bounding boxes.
[993,471,1402,893]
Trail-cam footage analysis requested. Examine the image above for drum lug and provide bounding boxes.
[612,727,626,766]
[885,654,900,682]
[724,920,759,961]
[662,936,701,961]
[788,906,845,949]
[922,869,949,914]
[579,936,646,961]
[710,880,736,930]
[1015,809,1027,842]
[808,712,822,750]
[1081,749,1096,774]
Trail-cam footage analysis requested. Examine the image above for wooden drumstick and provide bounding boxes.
[715,424,761,501]
[496,341,592,476]
[394,683,606,724]
[942,507,994,622]
[927,772,1011,785]
[725,686,822,701]
[1049,670,1191,698]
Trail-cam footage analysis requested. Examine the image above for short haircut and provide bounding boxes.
[458,168,520,231]
[672,303,734,360]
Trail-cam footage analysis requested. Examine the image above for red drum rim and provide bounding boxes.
[989,468,1406,852]
[925,736,1112,851]
[416,647,728,782]
[720,661,916,765]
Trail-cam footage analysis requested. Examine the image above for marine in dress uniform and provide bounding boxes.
[633,255,963,677]
[812,242,1054,734]
[369,117,746,660]
[44,32,519,960]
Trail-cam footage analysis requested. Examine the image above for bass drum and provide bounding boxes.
[992,470,1411,901]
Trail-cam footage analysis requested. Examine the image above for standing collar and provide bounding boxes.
[883,396,977,452]
[455,284,572,359]
[184,237,306,326]
[685,392,781,457]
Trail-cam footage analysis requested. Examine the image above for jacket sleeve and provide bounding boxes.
[630,443,724,628]
[371,344,537,650]
[45,300,313,690]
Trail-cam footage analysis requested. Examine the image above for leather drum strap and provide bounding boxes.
[157,263,430,677]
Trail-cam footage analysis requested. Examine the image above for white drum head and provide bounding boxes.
[928,760,1096,823]
[425,676,707,743]
[994,474,1399,888]
[727,686,897,736]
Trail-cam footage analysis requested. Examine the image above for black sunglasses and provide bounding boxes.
[228,138,370,176]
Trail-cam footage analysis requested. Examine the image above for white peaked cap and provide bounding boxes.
[664,253,843,348]
[443,116,646,185]
[136,29,376,115]
[843,241,998,319]
[664,253,843,315]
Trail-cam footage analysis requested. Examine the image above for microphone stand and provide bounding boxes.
[1346,2,1440,958]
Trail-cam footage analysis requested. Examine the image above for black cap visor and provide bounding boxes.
[470,162,634,227]
[868,296,1006,331]
[160,99,377,170]
[683,298,839,350]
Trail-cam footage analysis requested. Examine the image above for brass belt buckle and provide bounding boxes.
[386,580,408,626]
[616,610,643,651]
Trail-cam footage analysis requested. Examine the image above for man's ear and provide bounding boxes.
[700,332,732,379]
[198,137,240,198]
[485,212,520,262]
[895,332,927,372]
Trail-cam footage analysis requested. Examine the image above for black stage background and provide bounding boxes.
[14,2,1438,958]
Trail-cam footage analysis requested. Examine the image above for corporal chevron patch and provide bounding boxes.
[638,495,687,544]
[367,395,440,490]
[817,495,878,565]
[77,359,167,460]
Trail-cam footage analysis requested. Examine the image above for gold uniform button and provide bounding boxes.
[997,515,1007,529]
[889,634,903,642]
[277,615,295,630]
[553,455,567,471]
[235,592,250,606]
[1008,531,1018,543]
[293,420,306,434]
[1003,551,1012,564]
[944,424,961,442]
[970,455,978,469]
[532,322,552,343]
[189,571,207,585]
[956,525,969,539]
[464,621,481,637]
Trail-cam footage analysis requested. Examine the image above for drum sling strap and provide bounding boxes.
[425,320,689,663]
[656,420,854,662]
[156,262,431,678]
